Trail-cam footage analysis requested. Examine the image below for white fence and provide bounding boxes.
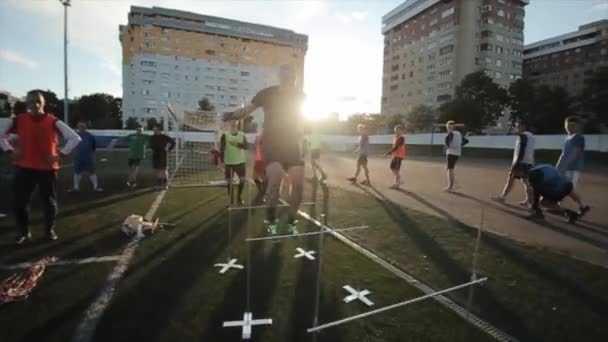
[0,118,606,152]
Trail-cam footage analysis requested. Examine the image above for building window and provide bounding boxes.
[439,58,452,66]
[390,85,399,91]
[496,59,503,67]
[430,18,438,26]
[142,80,153,85]
[497,9,505,17]
[480,43,493,51]
[140,61,156,67]
[512,61,522,69]
[439,70,452,77]
[485,57,493,64]
[427,64,436,71]
[206,50,216,56]
[481,5,492,13]
[439,45,454,55]
[496,34,504,42]
[442,7,455,18]
[483,18,495,25]
[496,46,504,54]
[409,71,414,78]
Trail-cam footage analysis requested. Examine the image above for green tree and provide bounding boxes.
[13,101,27,115]
[146,117,159,130]
[533,85,572,134]
[75,93,122,129]
[0,94,10,117]
[198,97,215,111]
[125,117,139,129]
[406,105,436,132]
[439,71,509,133]
[31,89,61,116]
[508,78,536,125]
[387,114,404,132]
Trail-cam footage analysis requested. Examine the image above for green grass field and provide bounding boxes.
[1,151,607,342]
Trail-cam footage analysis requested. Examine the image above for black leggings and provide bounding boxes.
[14,167,58,235]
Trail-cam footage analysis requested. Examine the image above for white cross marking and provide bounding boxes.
[294,248,316,261]
[214,258,244,274]
[223,312,272,340]
[343,285,374,307]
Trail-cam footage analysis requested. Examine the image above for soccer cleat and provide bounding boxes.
[361,180,370,186]
[67,188,79,193]
[47,229,58,241]
[347,177,357,183]
[442,187,453,192]
[389,184,400,190]
[94,187,104,192]
[264,220,279,235]
[16,233,32,245]
[566,210,580,224]
[288,221,299,235]
[518,200,530,207]
[579,205,590,217]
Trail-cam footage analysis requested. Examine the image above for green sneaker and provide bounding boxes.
[288,220,299,235]
[265,220,279,235]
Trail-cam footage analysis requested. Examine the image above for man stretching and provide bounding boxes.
[528,164,590,223]
[223,64,305,235]
[71,121,102,192]
[0,90,81,243]
[347,124,371,186]
[220,120,248,205]
[149,125,175,190]
[385,125,405,189]
[491,119,535,205]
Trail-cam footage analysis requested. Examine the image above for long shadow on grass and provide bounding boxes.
[451,191,608,250]
[389,187,608,338]
[93,208,238,342]
[202,243,283,342]
[363,185,536,341]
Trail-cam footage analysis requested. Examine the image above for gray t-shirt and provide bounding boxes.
[359,134,369,157]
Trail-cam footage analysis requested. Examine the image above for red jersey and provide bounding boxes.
[8,113,62,170]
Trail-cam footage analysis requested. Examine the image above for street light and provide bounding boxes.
[59,0,70,124]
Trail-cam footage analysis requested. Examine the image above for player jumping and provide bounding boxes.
[70,121,103,192]
[220,120,248,205]
[347,124,371,186]
[223,64,305,235]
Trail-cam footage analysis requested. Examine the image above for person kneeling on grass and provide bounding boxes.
[124,124,149,188]
[220,120,248,205]
[70,121,103,192]
[149,125,175,191]
[528,164,590,223]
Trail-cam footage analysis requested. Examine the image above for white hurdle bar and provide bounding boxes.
[246,225,369,242]
[227,201,316,211]
[307,277,488,333]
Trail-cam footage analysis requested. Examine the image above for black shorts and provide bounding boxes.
[128,159,141,167]
[310,149,321,160]
[152,156,168,170]
[357,155,368,167]
[511,163,532,179]
[446,155,459,170]
[225,163,246,179]
[390,157,403,171]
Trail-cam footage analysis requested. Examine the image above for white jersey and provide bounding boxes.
[512,131,535,165]
[446,130,462,156]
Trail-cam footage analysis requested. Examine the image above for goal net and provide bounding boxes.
[166,103,225,188]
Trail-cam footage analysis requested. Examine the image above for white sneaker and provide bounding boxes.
[94,187,104,192]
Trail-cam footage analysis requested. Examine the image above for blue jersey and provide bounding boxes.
[531,164,571,195]
[556,134,585,172]
[74,131,96,163]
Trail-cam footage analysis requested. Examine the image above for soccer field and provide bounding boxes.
[1,151,607,342]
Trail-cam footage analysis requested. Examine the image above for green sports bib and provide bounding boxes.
[224,132,246,165]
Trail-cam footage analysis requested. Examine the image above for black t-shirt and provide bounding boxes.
[251,86,305,163]
[149,133,175,158]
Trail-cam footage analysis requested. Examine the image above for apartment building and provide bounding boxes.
[523,20,608,98]
[120,6,307,127]
[381,0,528,126]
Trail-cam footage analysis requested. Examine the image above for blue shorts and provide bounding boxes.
[74,160,95,174]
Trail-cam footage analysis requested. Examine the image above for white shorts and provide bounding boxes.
[564,171,580,188]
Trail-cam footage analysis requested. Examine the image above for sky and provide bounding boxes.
[1,0,607,117]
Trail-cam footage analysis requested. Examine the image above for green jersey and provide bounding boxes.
[310,131,321,150]
[222,131,246,165]
[125,133,149,160]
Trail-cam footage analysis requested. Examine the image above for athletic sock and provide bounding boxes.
[90,174,98,189]
[74,174,82,190]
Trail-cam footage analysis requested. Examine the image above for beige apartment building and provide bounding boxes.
[119,6,307,127]
[523,20,608,98]
[381,0,528,130]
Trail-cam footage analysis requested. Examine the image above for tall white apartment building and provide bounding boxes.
[119,6,307,127]
[381,0,528,129]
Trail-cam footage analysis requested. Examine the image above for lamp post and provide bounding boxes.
[59,0,70,124]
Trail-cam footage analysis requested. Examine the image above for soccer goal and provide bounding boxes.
[166,103,224,188]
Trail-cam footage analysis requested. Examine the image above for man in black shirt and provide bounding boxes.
[149,125,175,190]
[222,64,305,235]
